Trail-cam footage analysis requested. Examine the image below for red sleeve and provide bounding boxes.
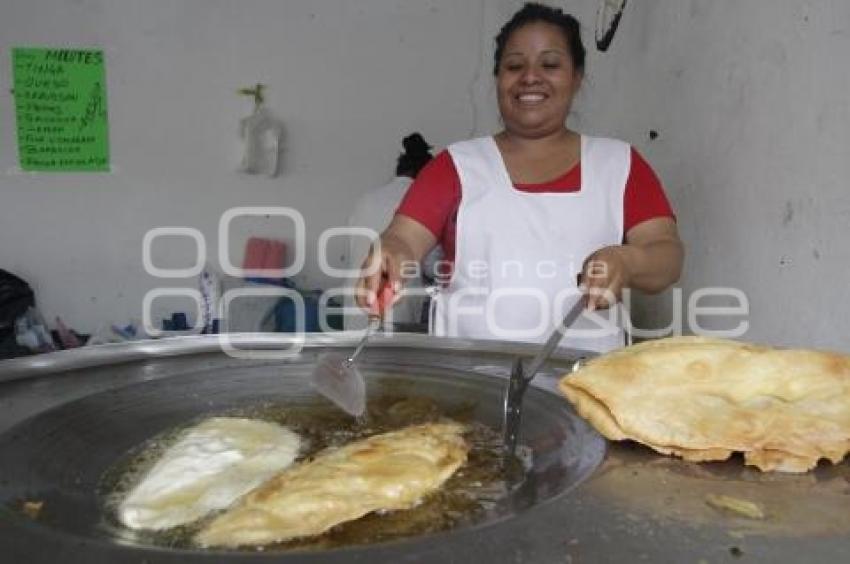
[396,150,460,241]
[623,147,675,233]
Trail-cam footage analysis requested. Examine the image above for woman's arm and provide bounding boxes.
[580,217,684,310]
[355,214,437,311]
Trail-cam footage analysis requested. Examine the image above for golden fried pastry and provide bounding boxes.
[560,336,850,472]
[196,421,468,547]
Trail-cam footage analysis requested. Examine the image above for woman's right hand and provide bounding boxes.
[354,215,437,313]
[355,235,413,313]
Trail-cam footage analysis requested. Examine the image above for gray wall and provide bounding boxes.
[0,0,506,331]
[1,0,849,350]
[556,0,850,349]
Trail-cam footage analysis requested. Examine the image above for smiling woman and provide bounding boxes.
[493,5,585,145]
[356,2,684,353]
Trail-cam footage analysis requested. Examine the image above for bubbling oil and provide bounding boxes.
[99,394,523,552]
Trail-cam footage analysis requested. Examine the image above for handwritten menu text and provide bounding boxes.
[12,48,110,172]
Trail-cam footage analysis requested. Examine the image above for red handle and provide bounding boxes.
[371,280,395,317]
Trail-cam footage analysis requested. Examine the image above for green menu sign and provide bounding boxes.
[12,47,110,172]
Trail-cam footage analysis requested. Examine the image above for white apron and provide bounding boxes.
[431,135,630,353]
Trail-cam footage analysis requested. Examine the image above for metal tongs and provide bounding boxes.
[502,297,587,460]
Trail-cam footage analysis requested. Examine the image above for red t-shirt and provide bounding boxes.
[397,146,674,264]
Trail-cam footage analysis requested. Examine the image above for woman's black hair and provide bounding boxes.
[395,132,433,178]
[493,2,586,76]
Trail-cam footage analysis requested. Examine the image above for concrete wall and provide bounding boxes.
[537,0,849,350]
[0,0,506,333]
[2,0,849,350]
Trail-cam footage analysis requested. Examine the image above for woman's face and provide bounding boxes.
[496,22,582,139]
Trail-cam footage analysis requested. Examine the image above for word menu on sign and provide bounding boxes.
[12,47,110,172]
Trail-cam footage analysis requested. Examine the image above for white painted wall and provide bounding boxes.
[556,0,850,350]
[0,0,506,333]
[2,0,849,351]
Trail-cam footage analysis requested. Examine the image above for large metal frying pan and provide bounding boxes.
[3,334,848,563]
[0,334,603,563]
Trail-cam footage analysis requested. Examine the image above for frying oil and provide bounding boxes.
[99,393,519,551]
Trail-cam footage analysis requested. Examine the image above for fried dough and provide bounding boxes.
[560,336,850,472]
[196,421,468,547]
[119,417,301,530]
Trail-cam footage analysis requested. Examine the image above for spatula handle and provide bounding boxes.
[348,282,394,364]
[369,281,395,317]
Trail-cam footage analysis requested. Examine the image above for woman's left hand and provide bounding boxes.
[578,246,631,311]
[578,217,685,311]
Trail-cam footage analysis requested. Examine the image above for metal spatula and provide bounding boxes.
[311,283,393,417]
[503,297,587,459]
